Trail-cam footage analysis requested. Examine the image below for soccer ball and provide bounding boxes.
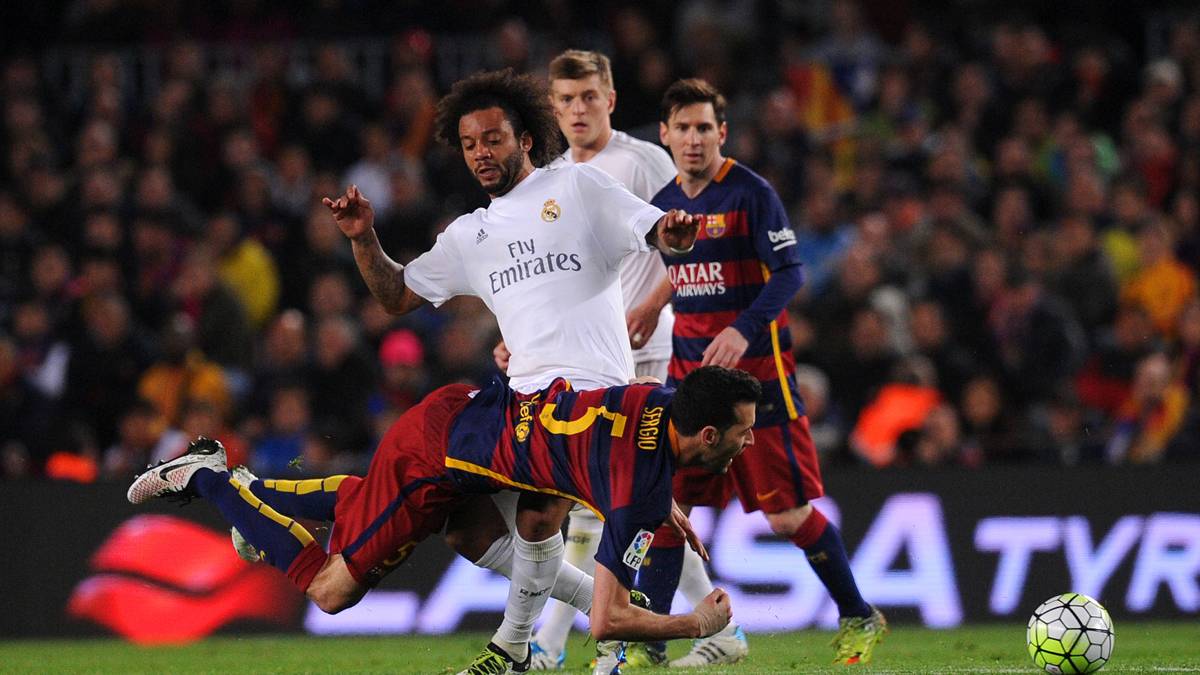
[1026,593,1115,673]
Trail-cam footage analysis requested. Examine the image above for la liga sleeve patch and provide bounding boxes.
[623,529,655,569]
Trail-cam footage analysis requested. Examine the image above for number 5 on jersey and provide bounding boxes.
[538,403,628,437]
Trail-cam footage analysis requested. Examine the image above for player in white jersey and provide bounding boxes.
[518,50,679,671]
[323,69,700,675]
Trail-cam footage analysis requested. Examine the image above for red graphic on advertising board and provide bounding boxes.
[68,515,301,644]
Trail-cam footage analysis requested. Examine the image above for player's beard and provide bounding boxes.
[483,151,527,198]
[683,162,713,182]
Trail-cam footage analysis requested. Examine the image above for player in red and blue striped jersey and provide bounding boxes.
[127,366,753,670]
[445,366,757,642]
[628,79,887,667]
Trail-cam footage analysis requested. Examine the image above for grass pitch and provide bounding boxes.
[1,624,1198,673]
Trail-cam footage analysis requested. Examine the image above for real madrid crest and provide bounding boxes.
[541,199,562,222]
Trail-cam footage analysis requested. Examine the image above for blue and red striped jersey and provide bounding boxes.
[652,158,805,426]
[446,378,677,588]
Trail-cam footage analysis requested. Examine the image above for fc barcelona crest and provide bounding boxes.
[541,199,562,222]
[705,214,726,238]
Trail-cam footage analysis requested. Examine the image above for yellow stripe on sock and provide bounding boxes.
[229,477,315,547]
[263,476,349,494]
[263,479,294,493]
[295,479,327,495]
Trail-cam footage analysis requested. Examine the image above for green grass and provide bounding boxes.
[1,624,1198,673]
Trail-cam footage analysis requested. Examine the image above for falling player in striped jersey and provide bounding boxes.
[447,366,756,651]
[628,79,887,667]
[127,366,754,673]
[490,49,678,671]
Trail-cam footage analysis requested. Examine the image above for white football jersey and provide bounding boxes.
[552,130,678,362]
[404,164,664,393]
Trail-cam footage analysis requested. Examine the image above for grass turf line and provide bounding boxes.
[1,624,1199,674]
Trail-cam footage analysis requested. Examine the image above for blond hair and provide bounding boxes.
[548,49,613,90]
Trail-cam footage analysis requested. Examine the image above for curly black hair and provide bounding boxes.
[434,68,563,167]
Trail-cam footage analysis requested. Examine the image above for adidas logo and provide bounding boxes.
[476,228,488,244]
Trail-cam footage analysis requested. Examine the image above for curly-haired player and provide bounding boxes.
[321,68,702,674]
[434,68,564,175]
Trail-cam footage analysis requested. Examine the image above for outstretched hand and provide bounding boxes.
[323,184,375,241]
[658,209,701,255]
[667,499,708,561]
[700,326,749,368]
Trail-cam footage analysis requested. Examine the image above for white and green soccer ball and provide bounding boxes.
[1027,593,1115,674]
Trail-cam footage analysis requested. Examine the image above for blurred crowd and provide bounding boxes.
[1,0,1198,481]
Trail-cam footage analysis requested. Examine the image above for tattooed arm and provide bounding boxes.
[324,185,428,315]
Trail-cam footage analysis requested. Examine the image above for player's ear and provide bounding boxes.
[700,425,720,447]
[718,121,728,147]
[659,122,669,147]
[606,88,616,114]
[520,130,533,153]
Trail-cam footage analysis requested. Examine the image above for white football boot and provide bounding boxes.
[126,437,227,504]
[528,641,566,671]
[591,641,624,675]
[669,625,748,668]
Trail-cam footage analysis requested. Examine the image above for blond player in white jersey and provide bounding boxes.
[325,69,701,675]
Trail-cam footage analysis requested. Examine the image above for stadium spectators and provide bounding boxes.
[2,1,1200,478]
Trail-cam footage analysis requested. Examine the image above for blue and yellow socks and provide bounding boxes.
[190,469,322,589]
[791,509,872,619]
[247,476,353,521]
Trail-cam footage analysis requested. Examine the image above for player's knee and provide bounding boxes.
[445,509,511,563]
[306,557,365,614]
[307,583,350,614]
[443,528,470,559]
[515,493,572,541]
[765,504,813,537]
[308,581,364,614]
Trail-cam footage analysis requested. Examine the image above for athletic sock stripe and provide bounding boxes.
[294,479,326,495]
[263,479,293,493]
[323,475,348,492]
[229,477,315,546]
[263,476,349,495]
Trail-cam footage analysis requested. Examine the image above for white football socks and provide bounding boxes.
[679,543,714,606]
[475,533,515,576]
[533,509,603,653]
[492,532,565,662]
[475,532,592,614]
